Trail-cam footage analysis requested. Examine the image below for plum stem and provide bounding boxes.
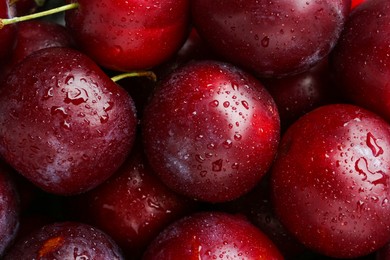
[111,71,157,83]
[0,3,79,29]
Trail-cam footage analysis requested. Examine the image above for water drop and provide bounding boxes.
[234,134,242,141]
[223,101,230,108]
[232,84,239,91]
[100,114,109,123]
[46,155,54,163]
[64,88,89,105]
[51,106,67,117]
[207,143,216,150]
[223,139,233,149]
[147,198,161,210]
[261,36,270,47]
[212,159,223,172]
[200,171,207,177]
[355,157,388,186]
[196,134,204,140]
[103,101,114,112]
[366,132,384,157]
[382,198,389,207]
[209,100,219,107]
[205,152,213,158]
[356,200,365,213]
[231,163,239,169]
[43,87,54,100]
[65,75,74,85]
[241,100,249,110]
[61,120,71,130]
[195,154,205,163]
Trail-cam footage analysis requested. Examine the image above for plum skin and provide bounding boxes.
[3,222,125,259]
[271,104,390,258]
[143,211,284,259]
[0,163,20,257]
[142,60,280,203]
[331,0,390,122]
[65,0,191,71]
[0,47,137,195]
[191,0,351,77]
[68,146,197,259]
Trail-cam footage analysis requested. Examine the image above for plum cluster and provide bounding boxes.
[0,0,389,259]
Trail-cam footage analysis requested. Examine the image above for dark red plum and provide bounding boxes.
[65,0,190,71]
[0,160,20,257]
[69,144,197,259]
[9,20,73,66]
[0,0,16,65]
[0,47,137,195]
[142,60,280,203]
[191,0,351,77]
[1,20,74,81]
[10,0,45,16]
[155,28,218,79]
[271,104,390,258]
[143,211,284,260]
[4,222,124,259]
[216,176,307,258]
[262,58,336,130]
[331,0,390,122]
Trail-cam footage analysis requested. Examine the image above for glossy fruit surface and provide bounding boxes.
[0,47,137,195]
[143,211,284,259]
[216,176,307,258]
[69,143,197,259]
[0,0,16,64]
[191,0,351,77]
[4,222,124,259]
[65,0,190,71]
[271,104,390,258]
[262,58,335,130]
[1,20,74,80]
[0,161,20,257]
[142,60,280,202]
[331,0,390,122]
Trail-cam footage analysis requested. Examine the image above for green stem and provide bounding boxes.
[111,71,157,83]
[0,3,79,29]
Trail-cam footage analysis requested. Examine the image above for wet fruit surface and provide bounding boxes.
[142,60,280,202]
[1,20,74,80]
[68,144,197,259]
[4,222,125,259]
[143,211,284,259]
[0,0,16,65]
[65,0,190,71]
[271,104,390,258]
[0,47,137,195]
[1,1,390,258]
[0,161,20,257]
[331,0,390,121]
[191,0,351,77]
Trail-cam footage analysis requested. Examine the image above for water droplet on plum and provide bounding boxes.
[64,88,89,105]
[366,132,384,157]
[261,36,270,47]
[212,159,223,172]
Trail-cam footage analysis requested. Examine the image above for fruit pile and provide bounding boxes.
[0,0,389,259]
